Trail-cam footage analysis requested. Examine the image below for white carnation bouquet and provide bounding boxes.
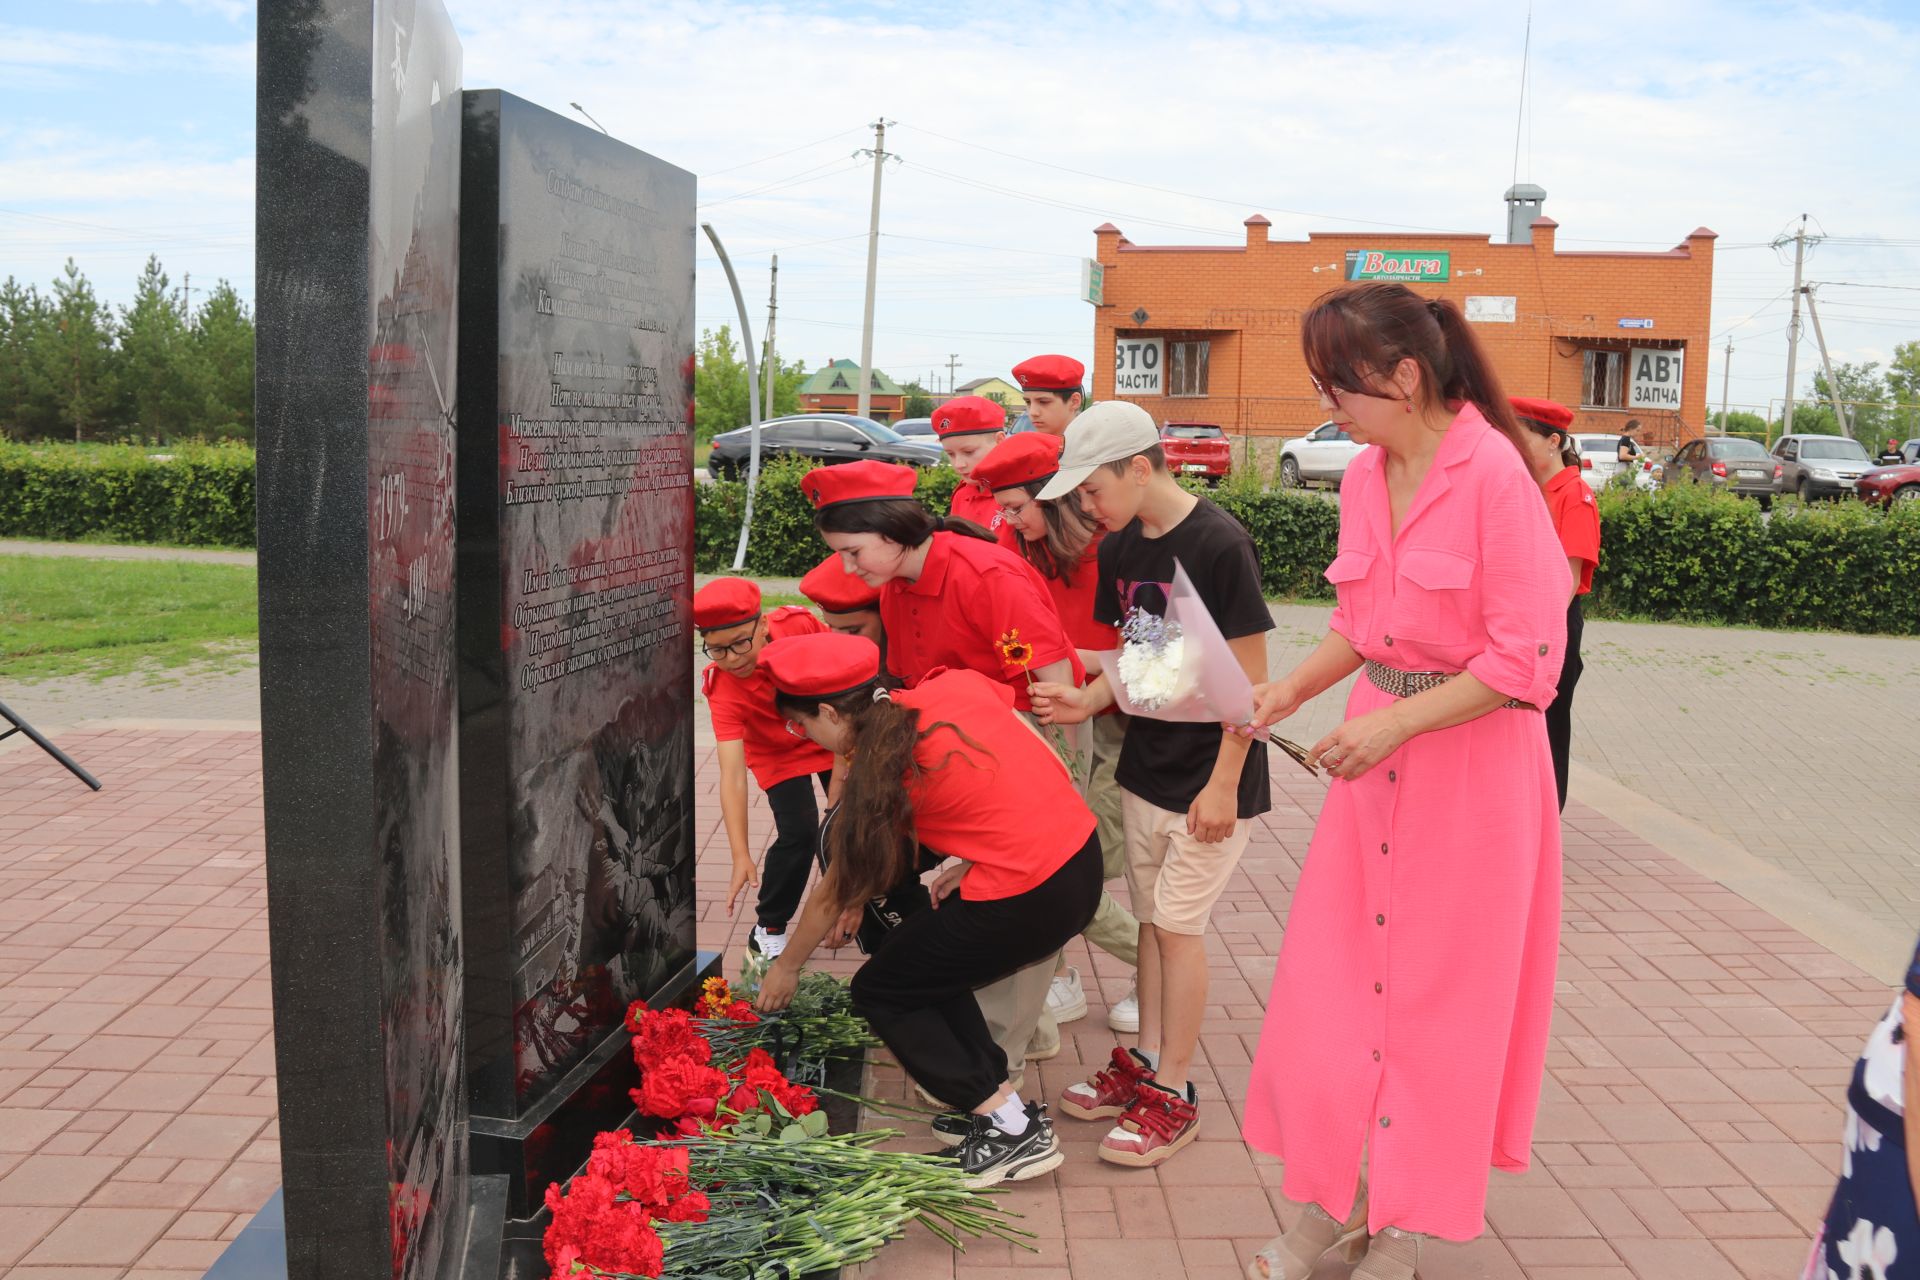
[1100,560,1316,774]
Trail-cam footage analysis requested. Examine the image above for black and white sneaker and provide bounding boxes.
[954,1103,1063,1187]
[930,1112,971,1148]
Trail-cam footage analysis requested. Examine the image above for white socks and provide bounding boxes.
[1139,1047,1162,1072]
[989,1093,1030,1135]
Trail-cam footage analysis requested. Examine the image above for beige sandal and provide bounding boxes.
[1351,1226,1423,1280]
[1245,1187,1369,1280]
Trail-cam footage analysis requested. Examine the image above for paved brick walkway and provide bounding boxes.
[0,723,1894,1280]
[0,729,274,1280]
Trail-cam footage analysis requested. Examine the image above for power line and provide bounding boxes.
[697,157,863,210]
[703,127,864,178]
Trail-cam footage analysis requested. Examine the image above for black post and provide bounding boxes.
[0,699,103,791]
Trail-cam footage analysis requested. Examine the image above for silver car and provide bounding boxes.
[1772,434,1875,502]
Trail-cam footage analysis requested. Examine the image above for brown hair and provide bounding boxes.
[814,497,995,546]
[1516,414,1582,469]
[1099,443,1167,476]
[1006,487,1101,582]
[772,678,991,908]
[1301,283,1527,457]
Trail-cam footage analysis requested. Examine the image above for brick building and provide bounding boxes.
[1090,188,1716,445]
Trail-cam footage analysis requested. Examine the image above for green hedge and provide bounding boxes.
[699,463,1920,634]
[1591,483,1920,634]
[0,442,256,547]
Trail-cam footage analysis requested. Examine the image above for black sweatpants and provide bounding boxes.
[850,833,1103,1112]
[758,770,833,931]
[1545,596,1585,812]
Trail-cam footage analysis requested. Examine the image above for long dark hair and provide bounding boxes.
[1516,413,1582,469]
[814,497,995,546]
[1301,283,1527,457]
[1008,488,1101,583]
[773,677,993,908]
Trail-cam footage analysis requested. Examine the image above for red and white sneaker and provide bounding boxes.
[1057,1046,1154,1121]
[1098,1080,1199,1168]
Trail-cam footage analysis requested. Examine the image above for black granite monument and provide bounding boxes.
[455,90,702,1218]
[255,1,478,1278]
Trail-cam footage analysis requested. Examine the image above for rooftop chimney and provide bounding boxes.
[1504,183,1547,244]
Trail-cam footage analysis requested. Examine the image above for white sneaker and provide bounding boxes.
[1107,983,1140,1034]
[1045,967,1088,1024]
[751,926,788,960]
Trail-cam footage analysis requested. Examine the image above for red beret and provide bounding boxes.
[758,632,882,699]
[1012,355,1085,393]
[932,395,1006,439]
[972,432,1064,495]
[1509,396,1574,430]
[692,577,761,631]
[801,460,919,510]
[799,552,881,614]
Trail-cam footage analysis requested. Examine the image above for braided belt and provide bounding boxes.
[1364,660,1532,710]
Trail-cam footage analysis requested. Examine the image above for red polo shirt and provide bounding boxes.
[1042,537,1119,651]
[948,480,1006,538]
[703,606,836,789]
[895,669,1096,900]
[1544,467,1601,596]
[881,532,1083,711]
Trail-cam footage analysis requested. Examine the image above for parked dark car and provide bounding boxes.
[892,416,935,439]
[1772,433,1876,502]
[706,415,942,480]
[1160,421,1232,483]
[1857,461,1920,506]
[1663,436,1778,510]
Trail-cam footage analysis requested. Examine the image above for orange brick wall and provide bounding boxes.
[1091,217,1715,447]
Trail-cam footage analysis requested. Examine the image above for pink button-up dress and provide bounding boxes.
[1242,404,1568,1242]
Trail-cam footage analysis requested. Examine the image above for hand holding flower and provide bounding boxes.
[1030,680,1093,725]
[1309,705,1412,781]
[753,956,800,1013]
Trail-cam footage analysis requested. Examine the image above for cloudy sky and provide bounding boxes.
[4,0,1919,416]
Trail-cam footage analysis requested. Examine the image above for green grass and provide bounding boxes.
[0,555,259,681]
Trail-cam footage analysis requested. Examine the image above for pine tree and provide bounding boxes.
[117,255,198,438]
[189,280,254,435]
[40,259,118,442]
[0,277,55,438]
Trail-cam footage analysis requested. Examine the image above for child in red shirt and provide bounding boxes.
[1511,395,1601,811]
[932,395,1010,537]
[694,578,838,959]
[752,632,1102,1189]
[974,432,1141,1035]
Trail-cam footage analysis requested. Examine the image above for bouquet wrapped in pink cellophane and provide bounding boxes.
[1097,560,1317,775]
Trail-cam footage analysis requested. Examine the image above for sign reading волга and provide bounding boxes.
[1345,249,1450,281]
[1629,347,1684,409]
[1115,337,1163,395]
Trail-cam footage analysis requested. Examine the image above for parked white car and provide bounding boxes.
[1279,421,1366,488]
[1574,434,1627,491]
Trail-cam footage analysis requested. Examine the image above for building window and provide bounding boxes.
[1169,341,1210,397]
[1581,349,1627,409]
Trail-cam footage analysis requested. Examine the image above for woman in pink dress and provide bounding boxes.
[1240,284,1569,1280]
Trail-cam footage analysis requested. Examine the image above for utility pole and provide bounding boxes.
[946,353,961,395]
[762,255,778,421]
[1718,338,1732,433]
[854,119,897,420]
[1803,286,1853,439]
[1777,215,1809,435]
[182,271,193,327]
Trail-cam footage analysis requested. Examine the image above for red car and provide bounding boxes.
[1856,462,1920,506]
[1160,421,1232,484]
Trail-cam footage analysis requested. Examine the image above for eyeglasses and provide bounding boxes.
[1308,375,1355,402]
[700,635,756,660]
[783,719,808,739]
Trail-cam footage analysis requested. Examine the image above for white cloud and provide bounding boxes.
[4,0,1919,407]
[0,24,254,85]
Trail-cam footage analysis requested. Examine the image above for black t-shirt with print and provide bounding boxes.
[1094,495,1273,819]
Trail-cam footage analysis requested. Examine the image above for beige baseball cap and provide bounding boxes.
[1036,401,1160,500]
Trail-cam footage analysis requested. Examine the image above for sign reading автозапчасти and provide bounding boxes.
[1345,249,1450,282]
